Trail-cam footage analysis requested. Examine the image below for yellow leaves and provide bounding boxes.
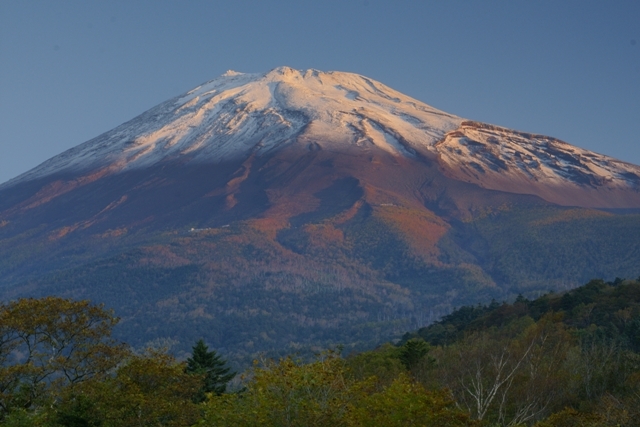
[200,352,473,427]
[350,374,478,427]
[202,353,358,426]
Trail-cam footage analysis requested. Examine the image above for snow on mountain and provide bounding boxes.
[3,66,639,207]
[436,121,640,206]
[2,67,461,188]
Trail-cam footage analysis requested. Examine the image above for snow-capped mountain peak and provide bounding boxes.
[4,67,462,187]
[3,67,639,209]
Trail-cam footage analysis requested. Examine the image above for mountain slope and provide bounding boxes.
[437,121,640,207]
[0,67,462,188]
[3,67,639,207]
[0,67,639,358]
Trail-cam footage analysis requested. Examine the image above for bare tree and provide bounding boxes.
[433,314,572,426]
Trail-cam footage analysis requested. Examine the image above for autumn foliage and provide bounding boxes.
[2,278,640,426]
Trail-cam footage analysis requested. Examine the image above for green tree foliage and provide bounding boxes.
[398,338,432,371]
[199,351,475,427]
[0,297,201,426]
[350,374,480,427]
[402,278,640,426]
[52,351,202,427]
[407,278,640,350]
[200,352,363,427]
[345,343,404,389]
[3,280,640,426]
[533,407,610,427]
[185,339,235,401]
[426,314,573,425]
[0,297,128,420]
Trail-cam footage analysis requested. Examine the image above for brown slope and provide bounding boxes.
[2,139,640,360]
[0,137,549,285]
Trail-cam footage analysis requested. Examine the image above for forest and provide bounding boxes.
[3,202,640,365]
[1,277,639,426]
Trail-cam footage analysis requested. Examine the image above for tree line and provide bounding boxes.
[2,277,640,426]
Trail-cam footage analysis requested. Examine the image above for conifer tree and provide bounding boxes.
[399,338,432,371]
[185,339,235,401]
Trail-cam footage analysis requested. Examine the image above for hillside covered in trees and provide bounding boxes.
[2,277,640,426]
[4,204,639,364]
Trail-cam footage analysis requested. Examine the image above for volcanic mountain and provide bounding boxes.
[1,67,639,358]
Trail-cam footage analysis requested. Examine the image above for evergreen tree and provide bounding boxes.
[185,339,235,401]
[399,338,431,371]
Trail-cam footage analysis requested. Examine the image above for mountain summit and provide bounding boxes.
[5,67,461,185]
[4,67,639,208]
[1,67,639,358]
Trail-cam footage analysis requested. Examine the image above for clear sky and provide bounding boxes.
[1,0,639,185]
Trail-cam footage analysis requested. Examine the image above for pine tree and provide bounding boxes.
[185,339,235,401]
[399,338,431,371]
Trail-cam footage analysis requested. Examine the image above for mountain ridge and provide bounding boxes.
[1,67,639,358]
[4,67,639,209]
[1,67,461,188]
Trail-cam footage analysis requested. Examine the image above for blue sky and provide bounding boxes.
[1,0,639,184]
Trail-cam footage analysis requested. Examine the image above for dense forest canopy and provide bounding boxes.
[1,278,640,426]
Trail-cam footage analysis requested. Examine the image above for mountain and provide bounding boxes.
[4,67,639,207]
[1,67,639,359]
